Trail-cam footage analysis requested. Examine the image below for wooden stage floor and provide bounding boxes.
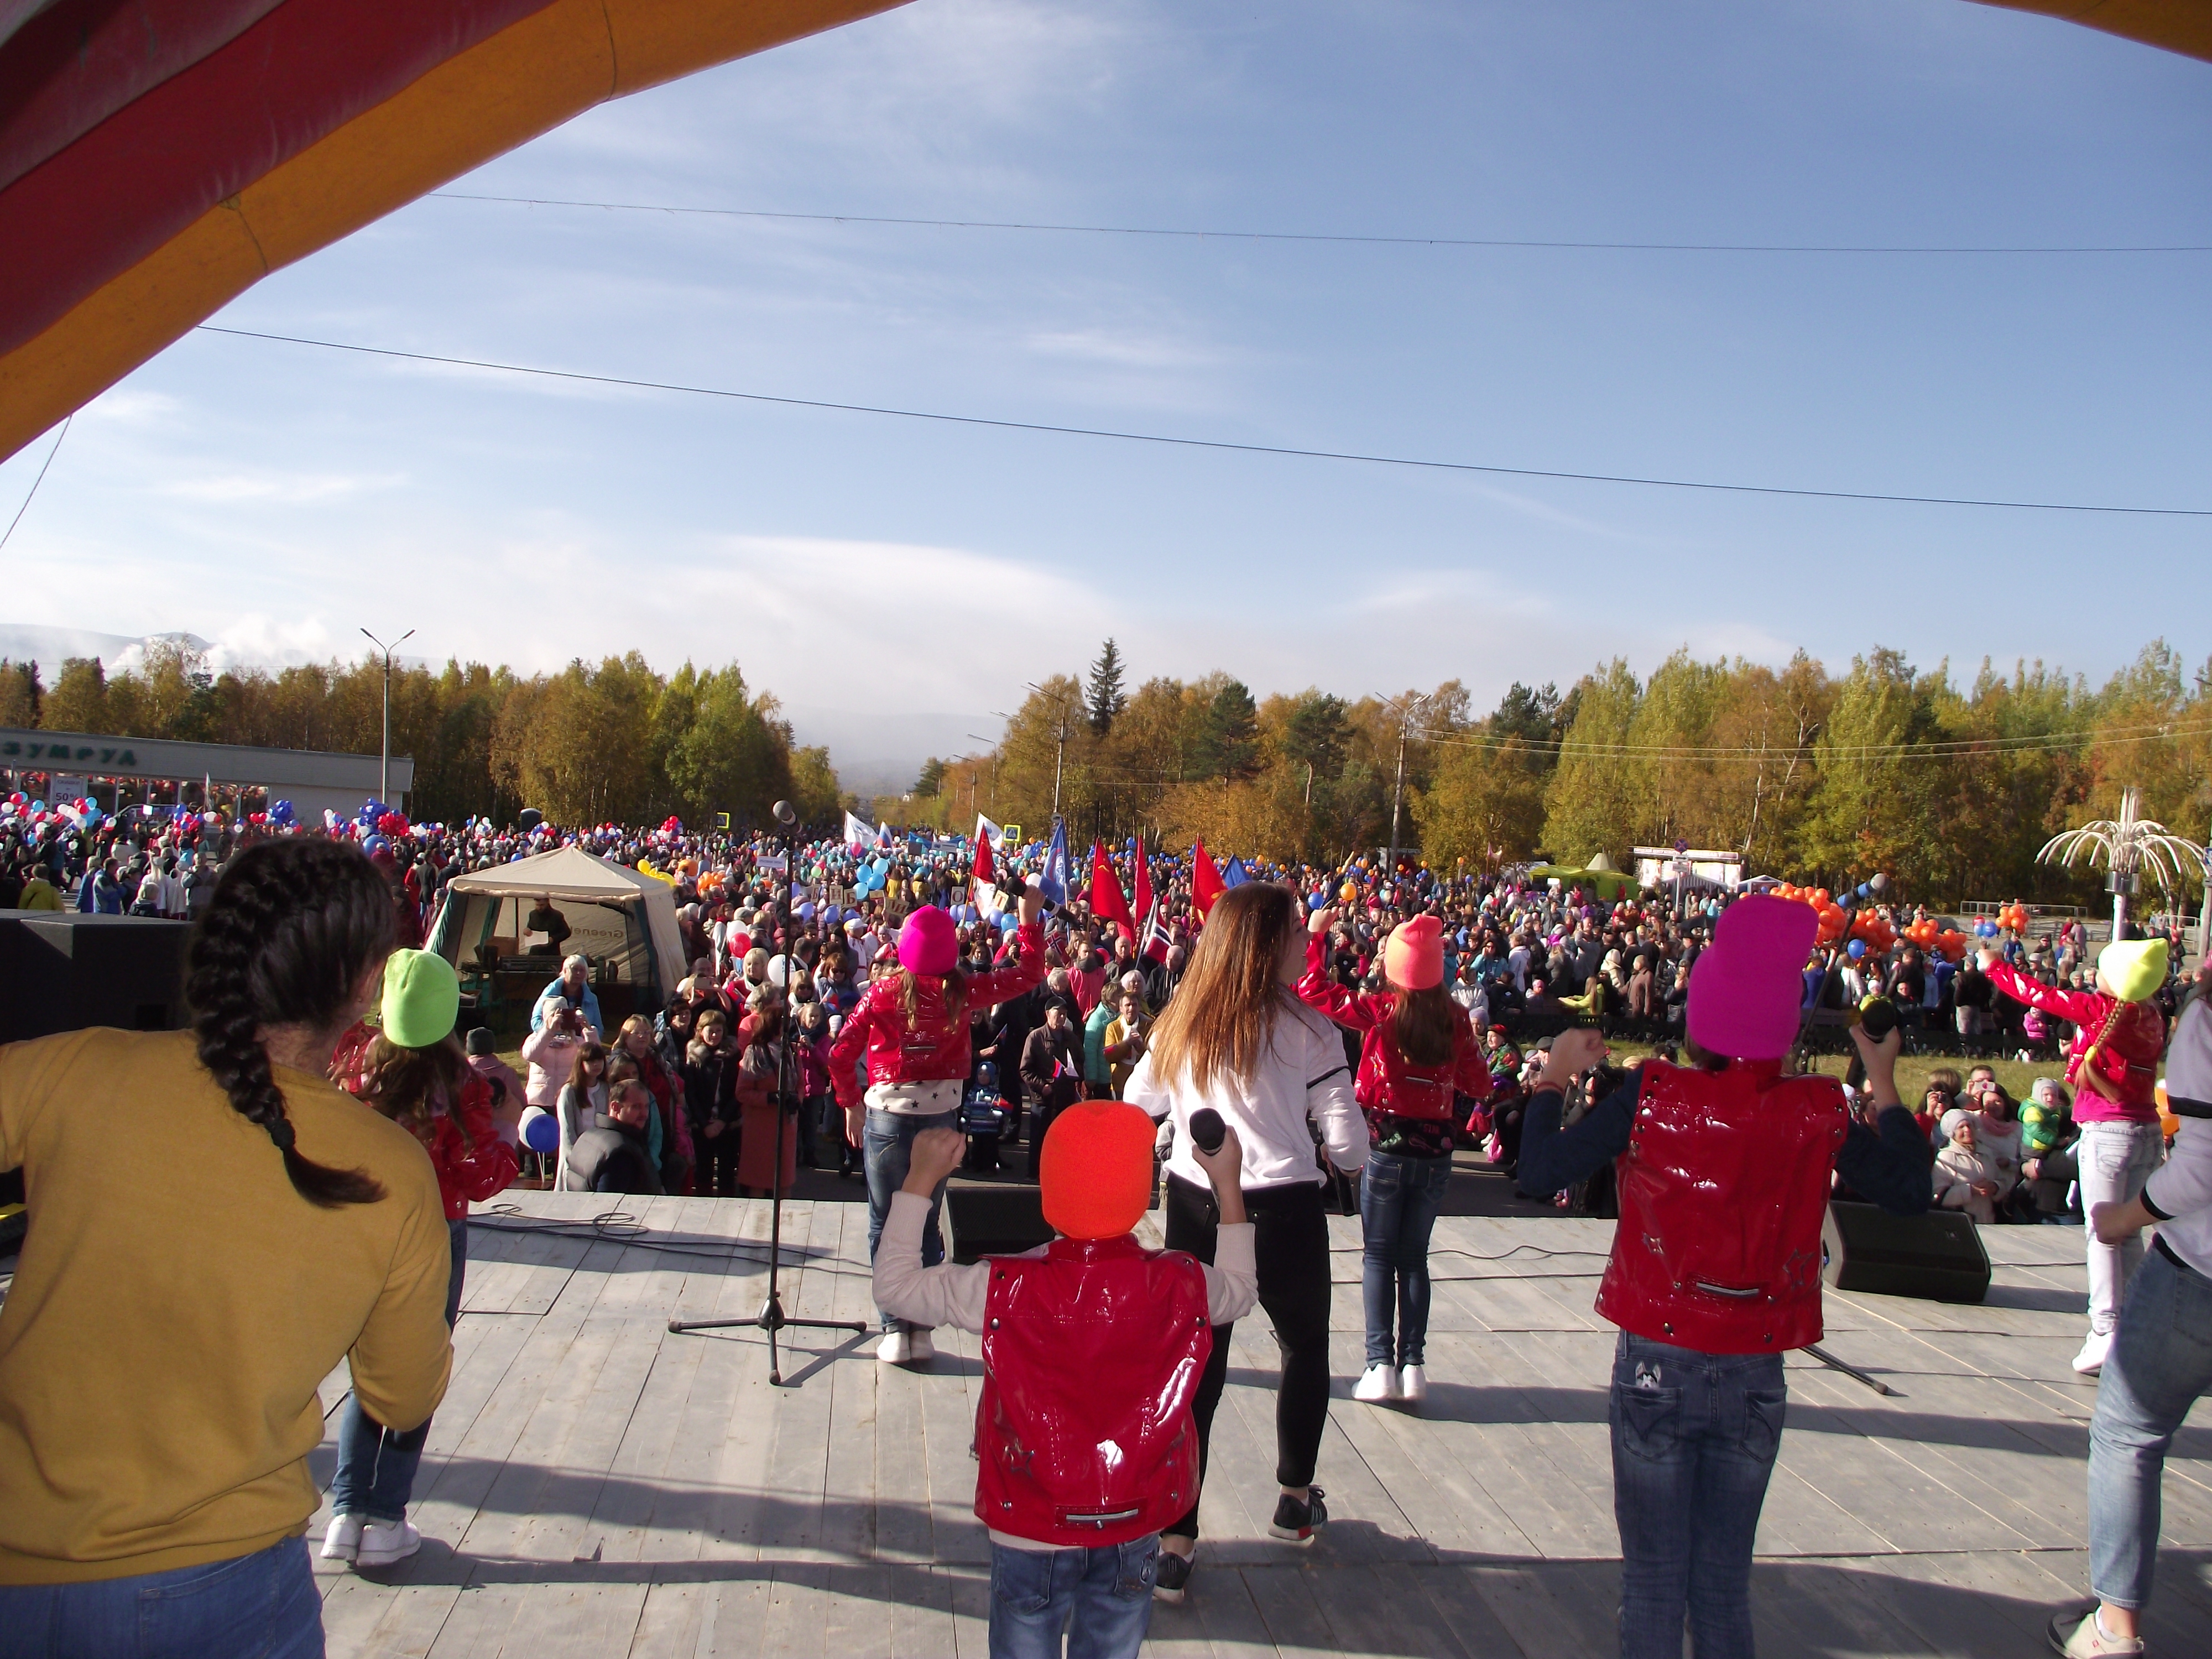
[304,1187,2212,1657]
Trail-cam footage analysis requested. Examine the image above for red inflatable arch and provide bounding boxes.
[0,0,2203,465]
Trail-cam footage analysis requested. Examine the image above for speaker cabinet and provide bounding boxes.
[1820,1200,1991,1304]
[0,913,191,1045]
[943,1182,1055,1265]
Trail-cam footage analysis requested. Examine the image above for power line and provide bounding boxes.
[1410,717,2212,761]
[0,414,69,552]
[193,326,2212,519]
[427,193,2212,257]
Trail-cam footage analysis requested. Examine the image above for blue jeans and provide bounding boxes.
[988,1537,1157,1659]
[1358,1149,1452,1367]
[864,1107,956,1334]
[330,1218,465,1523]
[2089,1245,2212,1611]
[0,1536,322,1659]
[1609,1333,1785,1659]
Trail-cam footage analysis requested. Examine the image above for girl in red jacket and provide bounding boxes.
[1298,907,1491,1406]
[324,949,517,1569]
[830,886,1045,1366]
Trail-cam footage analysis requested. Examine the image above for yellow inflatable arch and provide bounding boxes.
[0,0,2202,464]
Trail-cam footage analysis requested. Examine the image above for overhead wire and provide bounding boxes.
[0,414,69,552]
[194,326,2212,519]
[427,193,2212,257]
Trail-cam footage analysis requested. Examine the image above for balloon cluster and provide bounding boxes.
[1996,901,2030,932]
[1901,916,1970,962]
[269,799,296,828]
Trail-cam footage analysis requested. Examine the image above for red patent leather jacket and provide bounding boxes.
[1985,962,2164,1121]
[975,1235,1213,1547]
[1598,1058,1849,1354]
[331,1024,519,1221]
[1296,936,1493,1125]
[827,924,1046,1109]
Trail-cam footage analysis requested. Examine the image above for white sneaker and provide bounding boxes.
[1354,1363,1400,1404]
[877,1329,911,1365]
[319,1514,362,1562]
[2073,1331,2113,1376]
[1399,1364,1429,1404]
[906,1328,935,1366]
[354,1518,421,1567]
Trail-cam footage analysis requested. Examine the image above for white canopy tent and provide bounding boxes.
[427,845,685,1006]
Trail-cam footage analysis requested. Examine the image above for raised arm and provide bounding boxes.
[968,911,1047,1005]
[1982,956,2101,1026]
[1295,928,1389,1032]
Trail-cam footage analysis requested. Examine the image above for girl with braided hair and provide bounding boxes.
[0,837,453,1657]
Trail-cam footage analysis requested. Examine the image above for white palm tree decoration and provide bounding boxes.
[2038,786,2206,936]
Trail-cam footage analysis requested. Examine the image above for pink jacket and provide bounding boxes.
[828,925,1046,1108]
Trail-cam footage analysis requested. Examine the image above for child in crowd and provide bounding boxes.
[874,1103,1255,1659]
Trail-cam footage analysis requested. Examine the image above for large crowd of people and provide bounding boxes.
[0,794,2206,1659]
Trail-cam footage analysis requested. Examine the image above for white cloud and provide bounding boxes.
[160,472,406,504]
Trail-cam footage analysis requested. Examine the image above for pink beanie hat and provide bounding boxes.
[1686,895,1818,1061]
[897,906,959,977]
[1384,915,1445,990]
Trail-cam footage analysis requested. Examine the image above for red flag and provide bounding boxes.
[973,823,996,894]
[1191,839,1225,919]
[1089,841,1134,939]
[1131,837,1152,928]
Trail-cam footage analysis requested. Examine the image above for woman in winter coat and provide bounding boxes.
[554,1042,609,1192]
[1298,907,1493,1406]
[828,888,1045,1367]
[1933,1109,2003,1225]
[684,1007,742,1197]
[617,1014,691,1194]
[325,950,517,1569]
[734,989,797,1197]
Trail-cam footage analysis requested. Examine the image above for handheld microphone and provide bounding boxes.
[1188,1108,1227,1155]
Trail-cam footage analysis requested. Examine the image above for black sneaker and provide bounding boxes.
[1154,1549,1192,1604]
[1269,1486,1327,1543]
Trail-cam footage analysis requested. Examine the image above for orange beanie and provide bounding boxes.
[1039,1100,1157,1240]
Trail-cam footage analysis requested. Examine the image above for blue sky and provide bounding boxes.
[3,0,2207,790]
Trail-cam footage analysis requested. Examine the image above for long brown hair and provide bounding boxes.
[1147,882,1298,1093]
[1390,982,1458,1067]
[360,1031,472,1147]
[898,966,967,1029]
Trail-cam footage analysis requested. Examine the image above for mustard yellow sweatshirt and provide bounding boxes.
[0,1027,453,1583]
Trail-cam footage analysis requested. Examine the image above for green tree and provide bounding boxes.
[1540,659,1641,864]
[1195,678,1260,782]
[1086,639,1129,736]
[0,659,41,728]
[1413,738,1548,871]
[912,757,949,798]
[40,658,108,733]
[1799,648,1942,887]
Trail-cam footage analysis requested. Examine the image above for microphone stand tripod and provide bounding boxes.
[670,812,867,1385]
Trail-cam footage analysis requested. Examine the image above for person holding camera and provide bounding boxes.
[1296,906,1492,1407]
[1516,895,1933,1659]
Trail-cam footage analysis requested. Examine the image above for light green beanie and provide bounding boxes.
[381,949,461,1050]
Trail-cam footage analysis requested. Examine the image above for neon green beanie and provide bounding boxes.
[381,949,461,1050]
[2096,938,2167,1004]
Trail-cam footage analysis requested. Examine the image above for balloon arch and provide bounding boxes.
[0,0,2205,464]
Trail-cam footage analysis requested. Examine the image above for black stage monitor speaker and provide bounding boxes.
[1820,1201,1991,1305]
[943,1182,1055,1265]
[0,913,192,1045]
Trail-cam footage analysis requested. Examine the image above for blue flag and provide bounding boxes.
[1039,819,1070,907]
[1222,855,1251,889]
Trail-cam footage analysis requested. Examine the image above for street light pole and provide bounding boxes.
[360,627,414,806]
[1384,692,1429,880]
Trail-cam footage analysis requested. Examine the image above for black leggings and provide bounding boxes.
[1162,1173,1333,1541]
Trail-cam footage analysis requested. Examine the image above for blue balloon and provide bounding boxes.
[1975,919,1997,937]
[521,1110,560,1154]
[363,833,390,856]
[1846,940,1866,959]
[1308,891,1329,910]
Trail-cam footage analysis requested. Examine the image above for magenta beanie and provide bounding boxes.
[1686,895,1818,1061]
[1384,915,1444,990]
[897,906,959,977]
